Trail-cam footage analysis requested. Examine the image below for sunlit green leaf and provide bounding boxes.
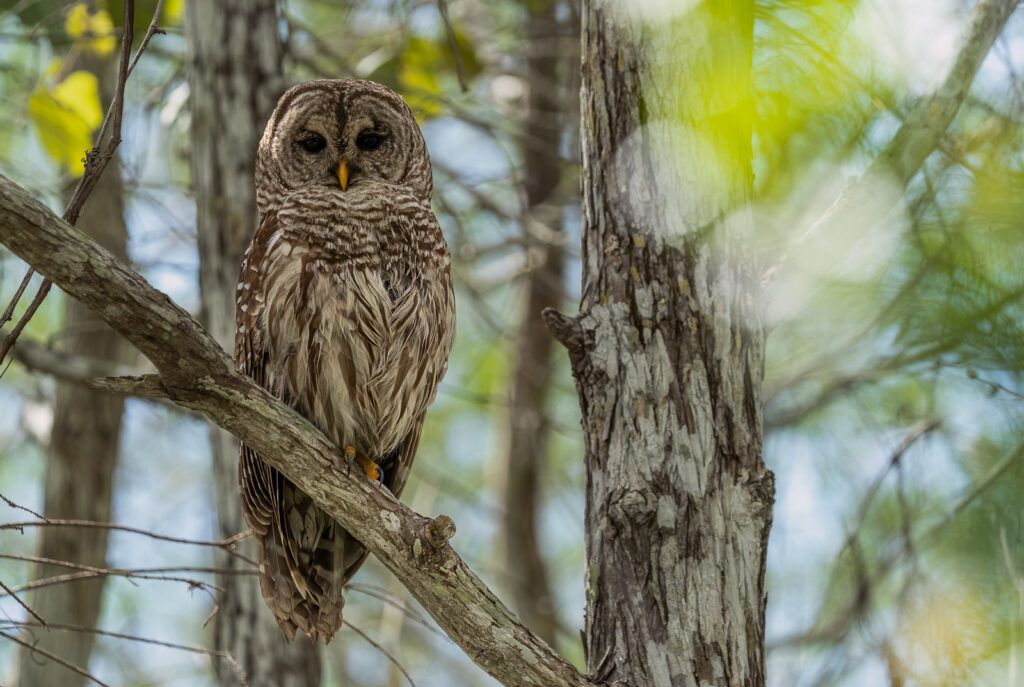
[28,68,103,176]
[66,2,116,56]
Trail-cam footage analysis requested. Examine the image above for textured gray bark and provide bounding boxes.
[185,1,319,684]
[546,2,774,685]
[501,0,572,647]
[16,56,131,687]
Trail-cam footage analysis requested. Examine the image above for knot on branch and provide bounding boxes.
[424,515,456,549]
[542,307,584,351]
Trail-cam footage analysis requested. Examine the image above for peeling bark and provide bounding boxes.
[558,2,775,685]
[184,1,320,684]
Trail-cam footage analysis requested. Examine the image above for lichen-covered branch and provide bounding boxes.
[0,172,595,687]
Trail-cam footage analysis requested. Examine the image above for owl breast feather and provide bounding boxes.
[259,228,445,460]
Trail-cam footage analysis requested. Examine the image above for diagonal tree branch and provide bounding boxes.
[0,172,594,687]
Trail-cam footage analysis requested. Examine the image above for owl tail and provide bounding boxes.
[254,482,347,644]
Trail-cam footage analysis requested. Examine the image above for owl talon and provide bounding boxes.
[354,453,382,484]
[342,446,381,484]
[343,446,357,477]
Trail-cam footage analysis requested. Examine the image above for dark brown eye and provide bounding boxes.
[299,134,326,153]
[356,132,384,151]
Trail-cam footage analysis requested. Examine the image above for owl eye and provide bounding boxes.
[298,134,327,153]
[356,132,384,151]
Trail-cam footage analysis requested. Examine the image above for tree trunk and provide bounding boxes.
[549,2,774,685]
[16,55,131,687]
[501,0,572,647]
[185,2,320,684]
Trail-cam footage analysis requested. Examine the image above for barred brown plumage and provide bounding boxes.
[234,79,455,643]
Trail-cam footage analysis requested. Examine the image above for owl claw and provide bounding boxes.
[355,453,382,484]
[342,446,382,486]
[343,446,357,477]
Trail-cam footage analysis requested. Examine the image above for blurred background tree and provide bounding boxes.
[0,0,1021,686]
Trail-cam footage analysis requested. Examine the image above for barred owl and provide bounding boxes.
[234,79,455,643]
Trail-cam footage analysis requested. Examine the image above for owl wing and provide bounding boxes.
[235,212,277,544]
[236,212,347,643]
[235,212,296,637]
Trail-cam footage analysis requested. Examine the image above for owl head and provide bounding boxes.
[255,79,432,215]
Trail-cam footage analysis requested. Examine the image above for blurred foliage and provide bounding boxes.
[65,3,115,55]
[1,0,1023,686]
[28,64,102,176]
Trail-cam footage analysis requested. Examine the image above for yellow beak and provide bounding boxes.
[337,160,349,190]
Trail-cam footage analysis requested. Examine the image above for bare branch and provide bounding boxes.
[0,551,255,600]
[771,433,1024,650]
[344,620,417,687]
[0,279,53,377]
[0,553,255,578]
[0,492,49,521]
[1,621,249,687]
[436,0,468,92]
[346,583,445,639]
[0,577,48,628]
[86,372,169,399]
[6,336,141,382]
[0,268,33,332]
[0,174,594,687]
[126,0,165,78]
[0,630,111,687]
[0,0,167,367]
[0,519,254,565]
[2,569,223,598]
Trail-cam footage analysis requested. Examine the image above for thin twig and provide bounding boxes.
[0,629,111,687]
[0,577,48,628]
[436,0,468,92]
[0,519,255,564]
[346,583,445,639]
[0,0,166,369]
[771,433,1024,650]
[0,280,52,376]
[1,570,223,598]
[63,0,135,221]
[0,553,255,578]
[841,420,940,552]
[126,0,165,77]
[0,268,32,331]
[0,492,49,521]
[344,620,417,687]
[1,620,250,685]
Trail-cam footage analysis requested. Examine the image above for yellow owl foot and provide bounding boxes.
[343,446,384,486]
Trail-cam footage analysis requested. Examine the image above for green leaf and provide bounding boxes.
[28,69,103,177]
[66,2,116,56]
[103,0,184,30]
[395,31,482,119]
